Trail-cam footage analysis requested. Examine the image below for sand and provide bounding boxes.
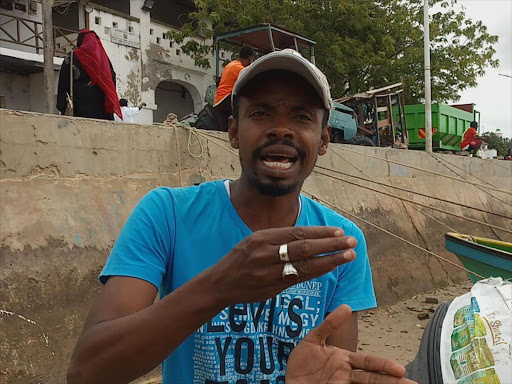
[358,280,473,365]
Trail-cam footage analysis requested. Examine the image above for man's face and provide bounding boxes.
[229,72,330,197]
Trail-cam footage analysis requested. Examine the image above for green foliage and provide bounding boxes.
[169,0,498,103]
[481,132,512,157]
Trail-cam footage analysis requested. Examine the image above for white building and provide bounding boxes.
[0,0,217,124]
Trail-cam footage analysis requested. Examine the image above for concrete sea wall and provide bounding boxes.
[1,110,511,383]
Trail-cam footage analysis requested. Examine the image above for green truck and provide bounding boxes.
[396,103,480,152]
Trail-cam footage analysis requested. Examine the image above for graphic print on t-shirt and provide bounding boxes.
[193,281,325,383]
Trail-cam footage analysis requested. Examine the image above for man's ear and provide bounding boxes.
[318,125,330,156]
[228,116,239,149]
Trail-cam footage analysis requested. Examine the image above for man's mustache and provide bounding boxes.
[252,138,307,162]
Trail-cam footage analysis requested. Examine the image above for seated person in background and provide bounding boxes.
[114,99,146,123]
[461,121,484,152]
[213,45,255,131]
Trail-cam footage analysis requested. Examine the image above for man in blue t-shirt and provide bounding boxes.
[67,50,415,384]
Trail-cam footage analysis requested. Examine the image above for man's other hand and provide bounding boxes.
[286,305,418,384]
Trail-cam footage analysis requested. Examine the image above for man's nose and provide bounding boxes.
[266,115,295,140]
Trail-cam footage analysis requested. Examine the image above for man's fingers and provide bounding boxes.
[286,236,357,262]
[349,353,407,378]
[257,226,344,245]
[293,248,356,278]
[350,371,417,384]
[302,304,352,344]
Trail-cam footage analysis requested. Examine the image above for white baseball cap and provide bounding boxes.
[232,49,333,111]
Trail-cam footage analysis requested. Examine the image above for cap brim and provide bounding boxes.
[232,52,332,111]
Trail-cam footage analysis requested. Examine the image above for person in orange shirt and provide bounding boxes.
[213,45,255,130]
[461,121,484,153]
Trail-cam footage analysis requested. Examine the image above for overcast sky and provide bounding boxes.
[454,0,512,137]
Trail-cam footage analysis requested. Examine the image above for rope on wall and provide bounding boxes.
[173,125,511,275]
[314,168,512,234]
[326,149,459,233]
[429,152,512,209]
[303,191,485,280]
[337,146,511,195]
[314,164,512,220]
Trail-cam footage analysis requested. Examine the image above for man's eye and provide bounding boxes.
[295,114,312,121]
[250,111,268,117]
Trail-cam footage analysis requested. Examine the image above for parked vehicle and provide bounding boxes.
[334,82,408,148]
[400,103,480,152]
[328,102,358,144]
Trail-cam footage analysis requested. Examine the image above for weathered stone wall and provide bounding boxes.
[1,110,511,383]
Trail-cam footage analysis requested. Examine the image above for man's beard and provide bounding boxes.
[241,138,307,197]
[246,174,301,197]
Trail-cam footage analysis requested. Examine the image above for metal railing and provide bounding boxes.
[0,12,78,57]
[53,25,78,56]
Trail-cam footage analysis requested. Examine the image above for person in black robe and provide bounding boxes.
[56,31,117,120]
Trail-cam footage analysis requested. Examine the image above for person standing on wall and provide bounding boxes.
[57,30,122,121]
[213,45,255,130]
[114,99,146,123]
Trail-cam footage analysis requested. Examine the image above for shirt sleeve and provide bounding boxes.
[327,222,377,312]
[99,188,176,289]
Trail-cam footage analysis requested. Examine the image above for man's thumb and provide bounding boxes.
[303,305,352,345]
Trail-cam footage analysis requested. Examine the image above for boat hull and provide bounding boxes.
[445,232,512,284]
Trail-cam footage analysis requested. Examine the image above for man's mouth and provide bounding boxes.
[261,154,297,170]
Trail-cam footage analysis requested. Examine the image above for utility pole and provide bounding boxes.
[424,0,432,153]
[42,0,55,114]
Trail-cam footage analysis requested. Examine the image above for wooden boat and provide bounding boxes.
[445,232,512,283]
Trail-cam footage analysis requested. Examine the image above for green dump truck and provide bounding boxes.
[397,103,480,152]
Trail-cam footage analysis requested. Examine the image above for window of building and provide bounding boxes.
[95,16,101,25]
[176,49,181,56]
[112,21,118,28]
[52,2,79,31]
[0,1,13,11]
[150,28,154,35]
[156,37,161,44]
[28,1,37,15]
[14,1,27,12]
[128,25,134,32]
[91,0,130,15]
[150,0,195,29]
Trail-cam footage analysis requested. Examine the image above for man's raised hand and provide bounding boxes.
[207,226,357,305]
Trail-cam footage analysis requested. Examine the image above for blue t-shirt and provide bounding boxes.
[100,180,376,383]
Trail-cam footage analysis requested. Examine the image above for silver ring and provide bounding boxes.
[279,244,290,262]
[282,262,299,281]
